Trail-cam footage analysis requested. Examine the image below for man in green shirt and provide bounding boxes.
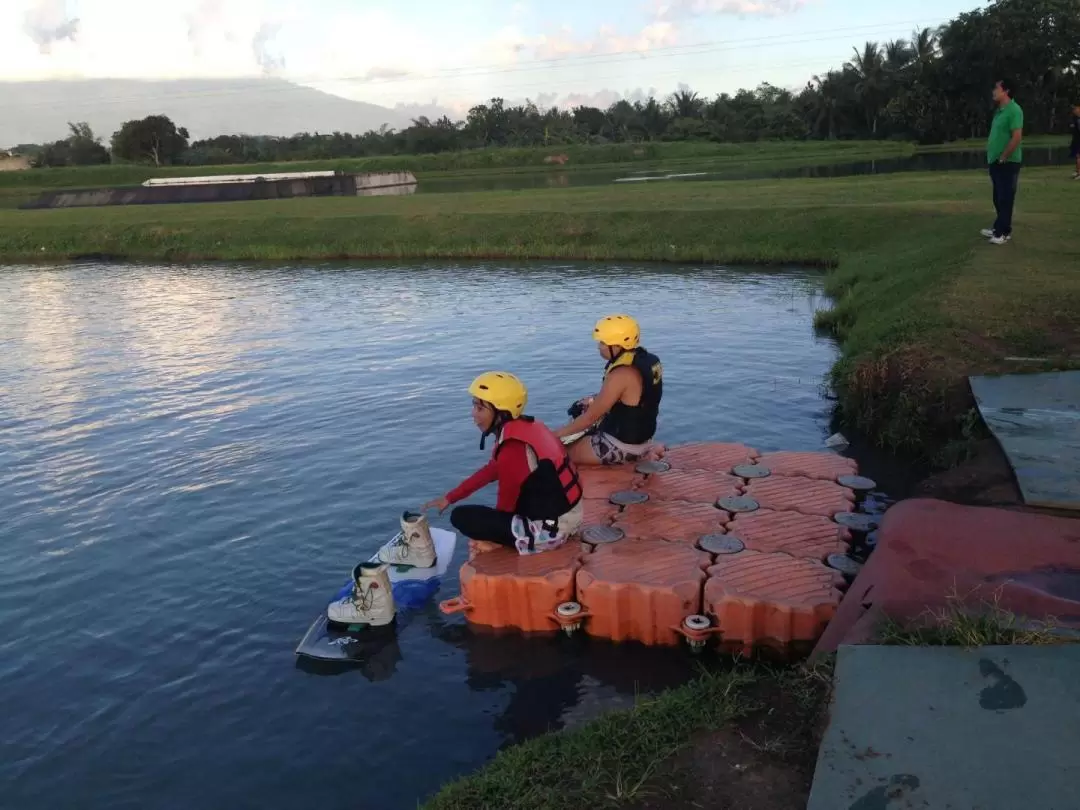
[983,78,1024,245]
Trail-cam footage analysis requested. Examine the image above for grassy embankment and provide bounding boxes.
[423,661,834,810]
[0,139,911,183]
[1,157,1077,454]
[422,591,1074,810]
[0,135,1060,201]
[0,139,914,209]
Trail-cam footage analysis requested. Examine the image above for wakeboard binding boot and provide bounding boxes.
[376,511,437,569]
[327,562,396,627]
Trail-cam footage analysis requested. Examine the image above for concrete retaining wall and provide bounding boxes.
[21,171,418,210]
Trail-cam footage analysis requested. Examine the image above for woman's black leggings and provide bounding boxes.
[449,505,518,547]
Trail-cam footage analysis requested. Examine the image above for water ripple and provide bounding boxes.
[0,260,839,810]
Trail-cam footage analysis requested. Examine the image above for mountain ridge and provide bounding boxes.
[0,78,423,147]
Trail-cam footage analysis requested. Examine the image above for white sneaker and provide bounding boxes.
[980,228,995,238]
[327,562,396,626]
[989,234,1011,245]
[376,511,437,568]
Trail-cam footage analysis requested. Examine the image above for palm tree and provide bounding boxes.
[668,89,704,120]
[910,27,939,66]
[846,41,887,135]
[637,98,669,140]
[884,39,914,74]
[808,74,841,140]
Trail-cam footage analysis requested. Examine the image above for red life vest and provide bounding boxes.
[494,416,583,518]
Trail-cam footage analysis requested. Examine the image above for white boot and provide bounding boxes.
[376,511,437,568]
[327,562,396,626]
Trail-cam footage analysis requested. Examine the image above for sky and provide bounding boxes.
[3,0,990,116]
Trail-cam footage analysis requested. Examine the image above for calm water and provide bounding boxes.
[1,261,842,810]
[419,145,1074,194]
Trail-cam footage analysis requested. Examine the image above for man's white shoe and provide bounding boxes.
[376,511,437,569]
[980,228,996,238]
[989,235,1011,245]
[327,562,396,626]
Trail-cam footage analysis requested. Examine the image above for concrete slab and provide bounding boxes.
[969,370,1080,511]
[809,644,1080,810]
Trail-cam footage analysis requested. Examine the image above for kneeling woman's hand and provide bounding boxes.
[422,496,450,514]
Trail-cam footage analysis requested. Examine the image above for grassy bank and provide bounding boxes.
[1,166,1078,453]
[916,133,1064,153]
[423,662,832,810]
[0,140,914,193]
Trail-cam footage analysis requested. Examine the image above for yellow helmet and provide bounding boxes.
[468,371,528,419]
[593,314,640,349]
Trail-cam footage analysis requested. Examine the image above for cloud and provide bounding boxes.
[252,22,284,73]
[654,0,806,18]
[186,0,227,52]
[23,0,79,53]
[364,66,414,81]
[393,100,458,122]
[534,87,659,111]
[492,21,678,64]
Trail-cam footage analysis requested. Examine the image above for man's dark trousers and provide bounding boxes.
[989,162,1021,237]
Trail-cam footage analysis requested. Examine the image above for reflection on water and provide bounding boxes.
[1,261,840,810]
[419,146,1074,194]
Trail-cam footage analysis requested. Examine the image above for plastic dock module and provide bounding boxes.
[576,541,711,646]
[704,549,845,652]
[613,500,729,543]
[745,476,855,518]
[577,466,642,500]
[755,451,858,481]
[439,543,585,633]
[581,497,619,527]
[439,442,872,649]
[639,469,744,505]
[729,509,851,561]
[664,443,759,472]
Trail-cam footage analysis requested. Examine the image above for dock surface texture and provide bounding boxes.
[808,644,1080,810]
[440,442,876,652]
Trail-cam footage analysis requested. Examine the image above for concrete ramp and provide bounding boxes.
[969,370,1080,510]
[809,644,1080,810]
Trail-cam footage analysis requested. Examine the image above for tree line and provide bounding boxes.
[23,0,1080,169]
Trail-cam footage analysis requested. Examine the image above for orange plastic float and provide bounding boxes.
[745,475,855,518]
[703,550,845,654]
[664,442,758,472]
[613,499,729,542]
[729,509,851,560]
[755,451,857,481]
[576,540,711,646]
[577,466,641,499]
[581,497,619,527]
[638,468,743,504]
[440,542,586,633]
[438,441,874,657]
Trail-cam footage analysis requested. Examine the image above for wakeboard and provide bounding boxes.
[295,527,458,662]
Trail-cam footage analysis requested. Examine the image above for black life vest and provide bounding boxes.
[494,416,583,520]
[599,347,663,445]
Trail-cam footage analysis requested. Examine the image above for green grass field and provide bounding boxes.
[0,139,916,193]
[1,156,1077,453]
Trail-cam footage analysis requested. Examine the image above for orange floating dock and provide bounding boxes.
[439,441,874,656]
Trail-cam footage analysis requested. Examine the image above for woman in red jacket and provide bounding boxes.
[423,372,584,555]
